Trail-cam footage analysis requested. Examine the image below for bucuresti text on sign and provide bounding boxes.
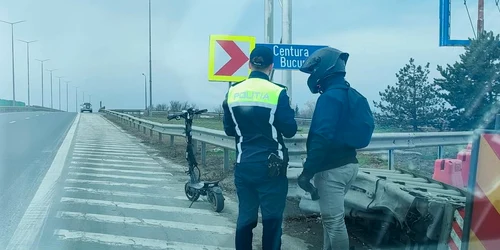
[256,43,327,70]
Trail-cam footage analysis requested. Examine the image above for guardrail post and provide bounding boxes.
[150,129,153,137]
[437,146,444,159]
[388,149,394,170]
[170,135,174,147]
[192,140,198,154]
[159,133,163,142]
[143,127,146,134]
[201,142,206,165]
[223,149,229,171]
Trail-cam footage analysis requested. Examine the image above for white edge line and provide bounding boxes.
[6,113,80,250]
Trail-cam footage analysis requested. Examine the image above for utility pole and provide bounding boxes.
[35,59,49,107]
[46,69,57,109]
[65,81,70,112]
[148,0,153,116]
[282,0,292,105]
[56,76,64,110]
[0,20,26,106]
[18,40,37,106]
[265,0,274,81]
[142,73,147,111]
[477,0,484,35]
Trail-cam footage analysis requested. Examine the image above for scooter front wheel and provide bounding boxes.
[208,191,224,213]
[185,182,200,202]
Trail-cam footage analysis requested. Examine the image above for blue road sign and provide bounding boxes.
[256,43,327,70]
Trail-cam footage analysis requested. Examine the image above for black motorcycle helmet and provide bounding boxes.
[299,47,349,94]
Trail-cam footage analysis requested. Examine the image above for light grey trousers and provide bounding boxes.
[314,163,359,250]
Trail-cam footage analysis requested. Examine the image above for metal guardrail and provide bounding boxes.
[0,106,64,113]
[103,109,473,170]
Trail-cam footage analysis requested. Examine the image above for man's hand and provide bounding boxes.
[297,173,320,200]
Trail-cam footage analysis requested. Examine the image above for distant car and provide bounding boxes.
[81,103,93,113]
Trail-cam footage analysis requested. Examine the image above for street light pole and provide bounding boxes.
[18,40,37,106]
[148,0,153,116]
[142,73,147,111]
[0,20,26,106]
[35,59,49,107]
[46,69,57,109]
[82,91,85,103]
[65,81,70,112]
[56,76,64,110]
[75,87,79,112]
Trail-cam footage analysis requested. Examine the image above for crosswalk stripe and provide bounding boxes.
[72,152,152,160]
[68,166,170,176]
[60,197,216,216]
[75,143,143,149]
[63,187,208,203]
[73,149,148,156]
[54,229,234,250]
[63,187,173,199]
[65,179,175,190]
[73,147,147,154]
[57,211,235,234]
[67,172,168,182]
[70,161,165,170]
[71,156,159,165]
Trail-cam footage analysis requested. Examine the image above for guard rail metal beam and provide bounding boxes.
[102,109,473,170]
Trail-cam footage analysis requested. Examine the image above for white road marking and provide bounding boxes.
[57,211,235,234]
[70,161,164,170]
[69,166,169,175]
[54,229,234,250]
[25,117,30,120]
[65,179,175,189]
[67,172,168,182]
[6,114,80,250]
[60,197,216,216]
[72,152,152,160]
[63,187,174,199]
[71,156,159,165]
[73,147,147,154]
[73,149,147,156]
[9,121,16,124]
[75,142,144,149]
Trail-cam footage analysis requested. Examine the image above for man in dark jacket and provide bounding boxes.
[222,46,297,250]
[298,47,360,250]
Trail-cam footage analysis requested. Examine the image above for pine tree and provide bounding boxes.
[374,58,445,131]
[435,31,500,130]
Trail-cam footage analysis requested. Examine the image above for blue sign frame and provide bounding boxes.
[439,0,471,47]
[256,43,327,70]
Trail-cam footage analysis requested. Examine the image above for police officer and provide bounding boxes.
[298,47,360,250]
[222,46,297,250]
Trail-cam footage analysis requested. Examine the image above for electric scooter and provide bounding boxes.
[167,108,225,212]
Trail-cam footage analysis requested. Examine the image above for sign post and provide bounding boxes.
[461,130,500,250]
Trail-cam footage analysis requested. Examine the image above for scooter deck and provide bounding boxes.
[188,181,220,190]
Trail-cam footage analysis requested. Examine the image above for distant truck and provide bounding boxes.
[80,102,93,113]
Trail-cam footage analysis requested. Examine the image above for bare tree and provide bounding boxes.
[301,99,317,118]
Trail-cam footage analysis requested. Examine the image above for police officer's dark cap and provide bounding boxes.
[250,46,273,68]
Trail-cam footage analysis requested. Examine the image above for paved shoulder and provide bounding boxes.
[33,114,237,250]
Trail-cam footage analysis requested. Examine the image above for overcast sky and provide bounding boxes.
[1,0,499,111]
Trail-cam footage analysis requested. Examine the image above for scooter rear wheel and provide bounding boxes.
[208,192,224,213]
[185,182,200,202]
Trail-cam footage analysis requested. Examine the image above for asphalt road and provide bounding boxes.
[0,111,76,248]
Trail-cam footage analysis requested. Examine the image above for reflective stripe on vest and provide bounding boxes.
[227,78,282,108]
[226,78,285,162]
